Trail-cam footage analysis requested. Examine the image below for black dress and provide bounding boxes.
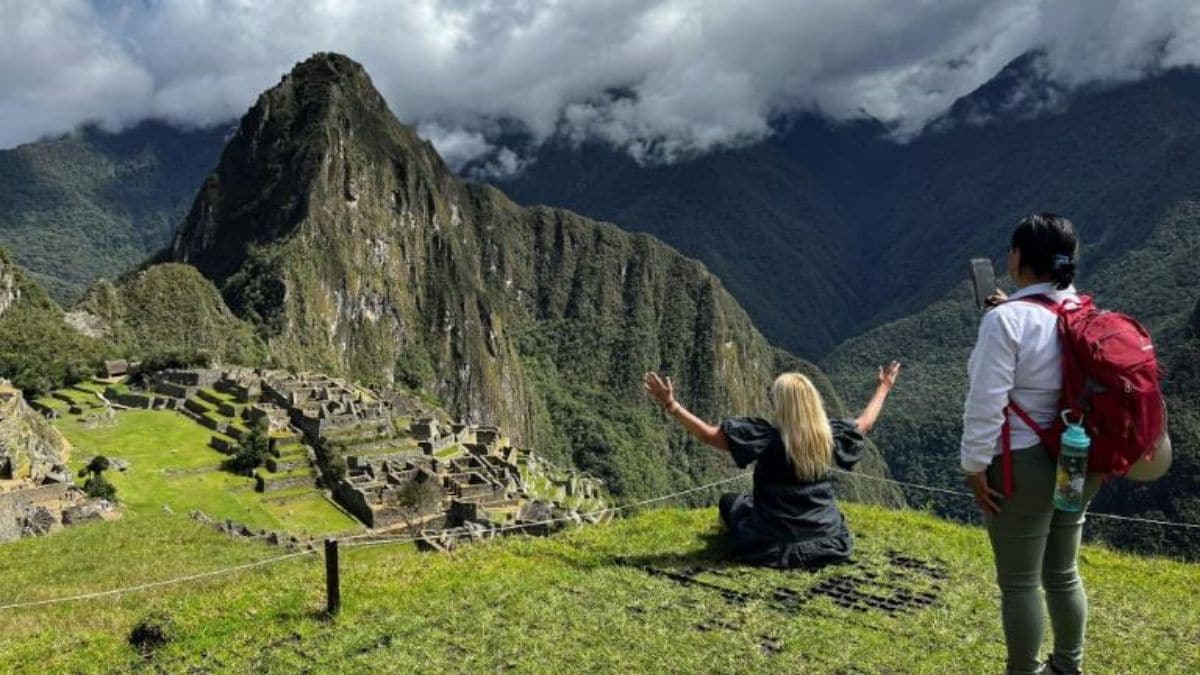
[717,417,865,569]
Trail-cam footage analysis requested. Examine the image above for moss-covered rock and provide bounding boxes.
[0,379,71,482]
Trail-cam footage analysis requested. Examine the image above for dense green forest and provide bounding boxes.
[0,121,226,302]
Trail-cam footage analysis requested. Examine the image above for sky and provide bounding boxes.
[3,0,1199,172]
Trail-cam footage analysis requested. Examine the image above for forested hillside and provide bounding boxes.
[823,203,1200,556]
[0,122,227,302]
[505,55,1200,555]
[503,57,1200,360]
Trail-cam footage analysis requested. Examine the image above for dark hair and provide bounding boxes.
[1011,213,1078,290]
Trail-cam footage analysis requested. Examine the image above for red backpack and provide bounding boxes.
[1000,294,1165,497]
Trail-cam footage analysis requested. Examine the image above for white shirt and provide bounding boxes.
[960,282,1079,473]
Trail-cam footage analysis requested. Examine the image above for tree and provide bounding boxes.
[80,455,117,501]
[223,416,270,475]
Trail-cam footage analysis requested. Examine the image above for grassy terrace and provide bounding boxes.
[51,388,101,407]
[51,404,358,537]
[71,380,110,395]
[0,505,1195,672]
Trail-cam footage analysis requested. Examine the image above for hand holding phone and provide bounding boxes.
[969,258,998,309]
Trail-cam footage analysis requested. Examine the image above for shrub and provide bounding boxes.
[397,477,443,512]
[313,438,347,486]
[222,417,270,475]
[86,455,111,475]
[83,473,117,501]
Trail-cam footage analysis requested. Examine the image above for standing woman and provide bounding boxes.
[643,363,900,569]
[962,213,1101,675]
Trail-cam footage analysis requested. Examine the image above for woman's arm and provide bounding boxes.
[643,372,730,451]
[855,361,901,434]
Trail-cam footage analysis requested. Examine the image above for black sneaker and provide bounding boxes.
[1042,655,1081,675]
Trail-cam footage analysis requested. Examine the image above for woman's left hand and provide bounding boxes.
[643,371,676,409]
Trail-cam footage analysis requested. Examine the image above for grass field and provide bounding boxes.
[0,503,1195,673]
[53,406,358,536]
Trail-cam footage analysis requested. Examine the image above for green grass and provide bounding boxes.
[72,380,109,395]
[32,396,70,413]
[55,409,358,537]
[0,504,1194,673]
[200,388,239,404]
[52,388,98,406]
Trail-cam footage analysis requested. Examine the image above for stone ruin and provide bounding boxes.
[189,509,309,551]
[334,420,524,528]
[258,371,392,443]
[334,414,609,549]
[0,379,120,543]
[27,365,607,546]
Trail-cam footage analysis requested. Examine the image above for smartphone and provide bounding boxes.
[969,258,996,309]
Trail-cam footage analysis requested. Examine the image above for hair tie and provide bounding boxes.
[1052,254,1073,269]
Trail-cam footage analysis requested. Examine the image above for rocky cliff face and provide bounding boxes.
[0,250,22,319]
[0,380,71,483]
[164,53,900,502]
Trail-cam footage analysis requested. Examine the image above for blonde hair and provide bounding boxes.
[771,372,834,481]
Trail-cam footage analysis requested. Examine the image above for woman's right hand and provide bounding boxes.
[643,372,676,410]
[965,471,1004,516]
[984,289,1008,308]
[876,361,902,389]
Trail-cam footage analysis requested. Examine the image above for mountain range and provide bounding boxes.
[0,54,898,507]
[0,51,1196,554]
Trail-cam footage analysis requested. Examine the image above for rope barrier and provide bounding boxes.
[0,549,317,612]
[2,465,1194,612]
[832,467,1200,530]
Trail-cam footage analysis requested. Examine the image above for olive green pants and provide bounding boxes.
[985,445,1102,675]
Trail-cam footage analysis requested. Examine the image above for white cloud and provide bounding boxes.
[2,0,1200,167]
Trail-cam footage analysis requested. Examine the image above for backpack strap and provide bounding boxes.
[1006,293,1064,313]
[1000,401,1056,498]
[995,292,1086,496]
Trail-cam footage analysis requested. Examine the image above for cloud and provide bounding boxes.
[3,1,1200,170]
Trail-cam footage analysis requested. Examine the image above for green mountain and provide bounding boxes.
[0,121,228,302]
[74,263,266,369]
[156,53,899,504]
[0,247,107,394]
[497,129,870,357]
[501,57,1200,360]
[502,57,1200,555]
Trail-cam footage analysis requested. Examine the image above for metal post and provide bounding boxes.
[325,538,341,616]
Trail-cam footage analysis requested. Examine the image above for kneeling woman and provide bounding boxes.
[643,364,900,569]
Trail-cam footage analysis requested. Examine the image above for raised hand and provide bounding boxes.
[642,371,676,409]
[877,361,902,389]
[984,289,1008,308]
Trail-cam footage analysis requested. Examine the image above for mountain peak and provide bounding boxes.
[929,51,1067,132]
[167,52,447,284]
[278,52,392,119]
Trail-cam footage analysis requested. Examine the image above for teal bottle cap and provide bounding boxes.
[1060,411,1091,449]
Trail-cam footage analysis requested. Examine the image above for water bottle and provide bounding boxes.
[1054,412,1091,512]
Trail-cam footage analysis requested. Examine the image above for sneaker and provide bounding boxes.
[1042,655,1081,675]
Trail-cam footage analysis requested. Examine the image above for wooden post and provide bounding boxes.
[325,538,341,616]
